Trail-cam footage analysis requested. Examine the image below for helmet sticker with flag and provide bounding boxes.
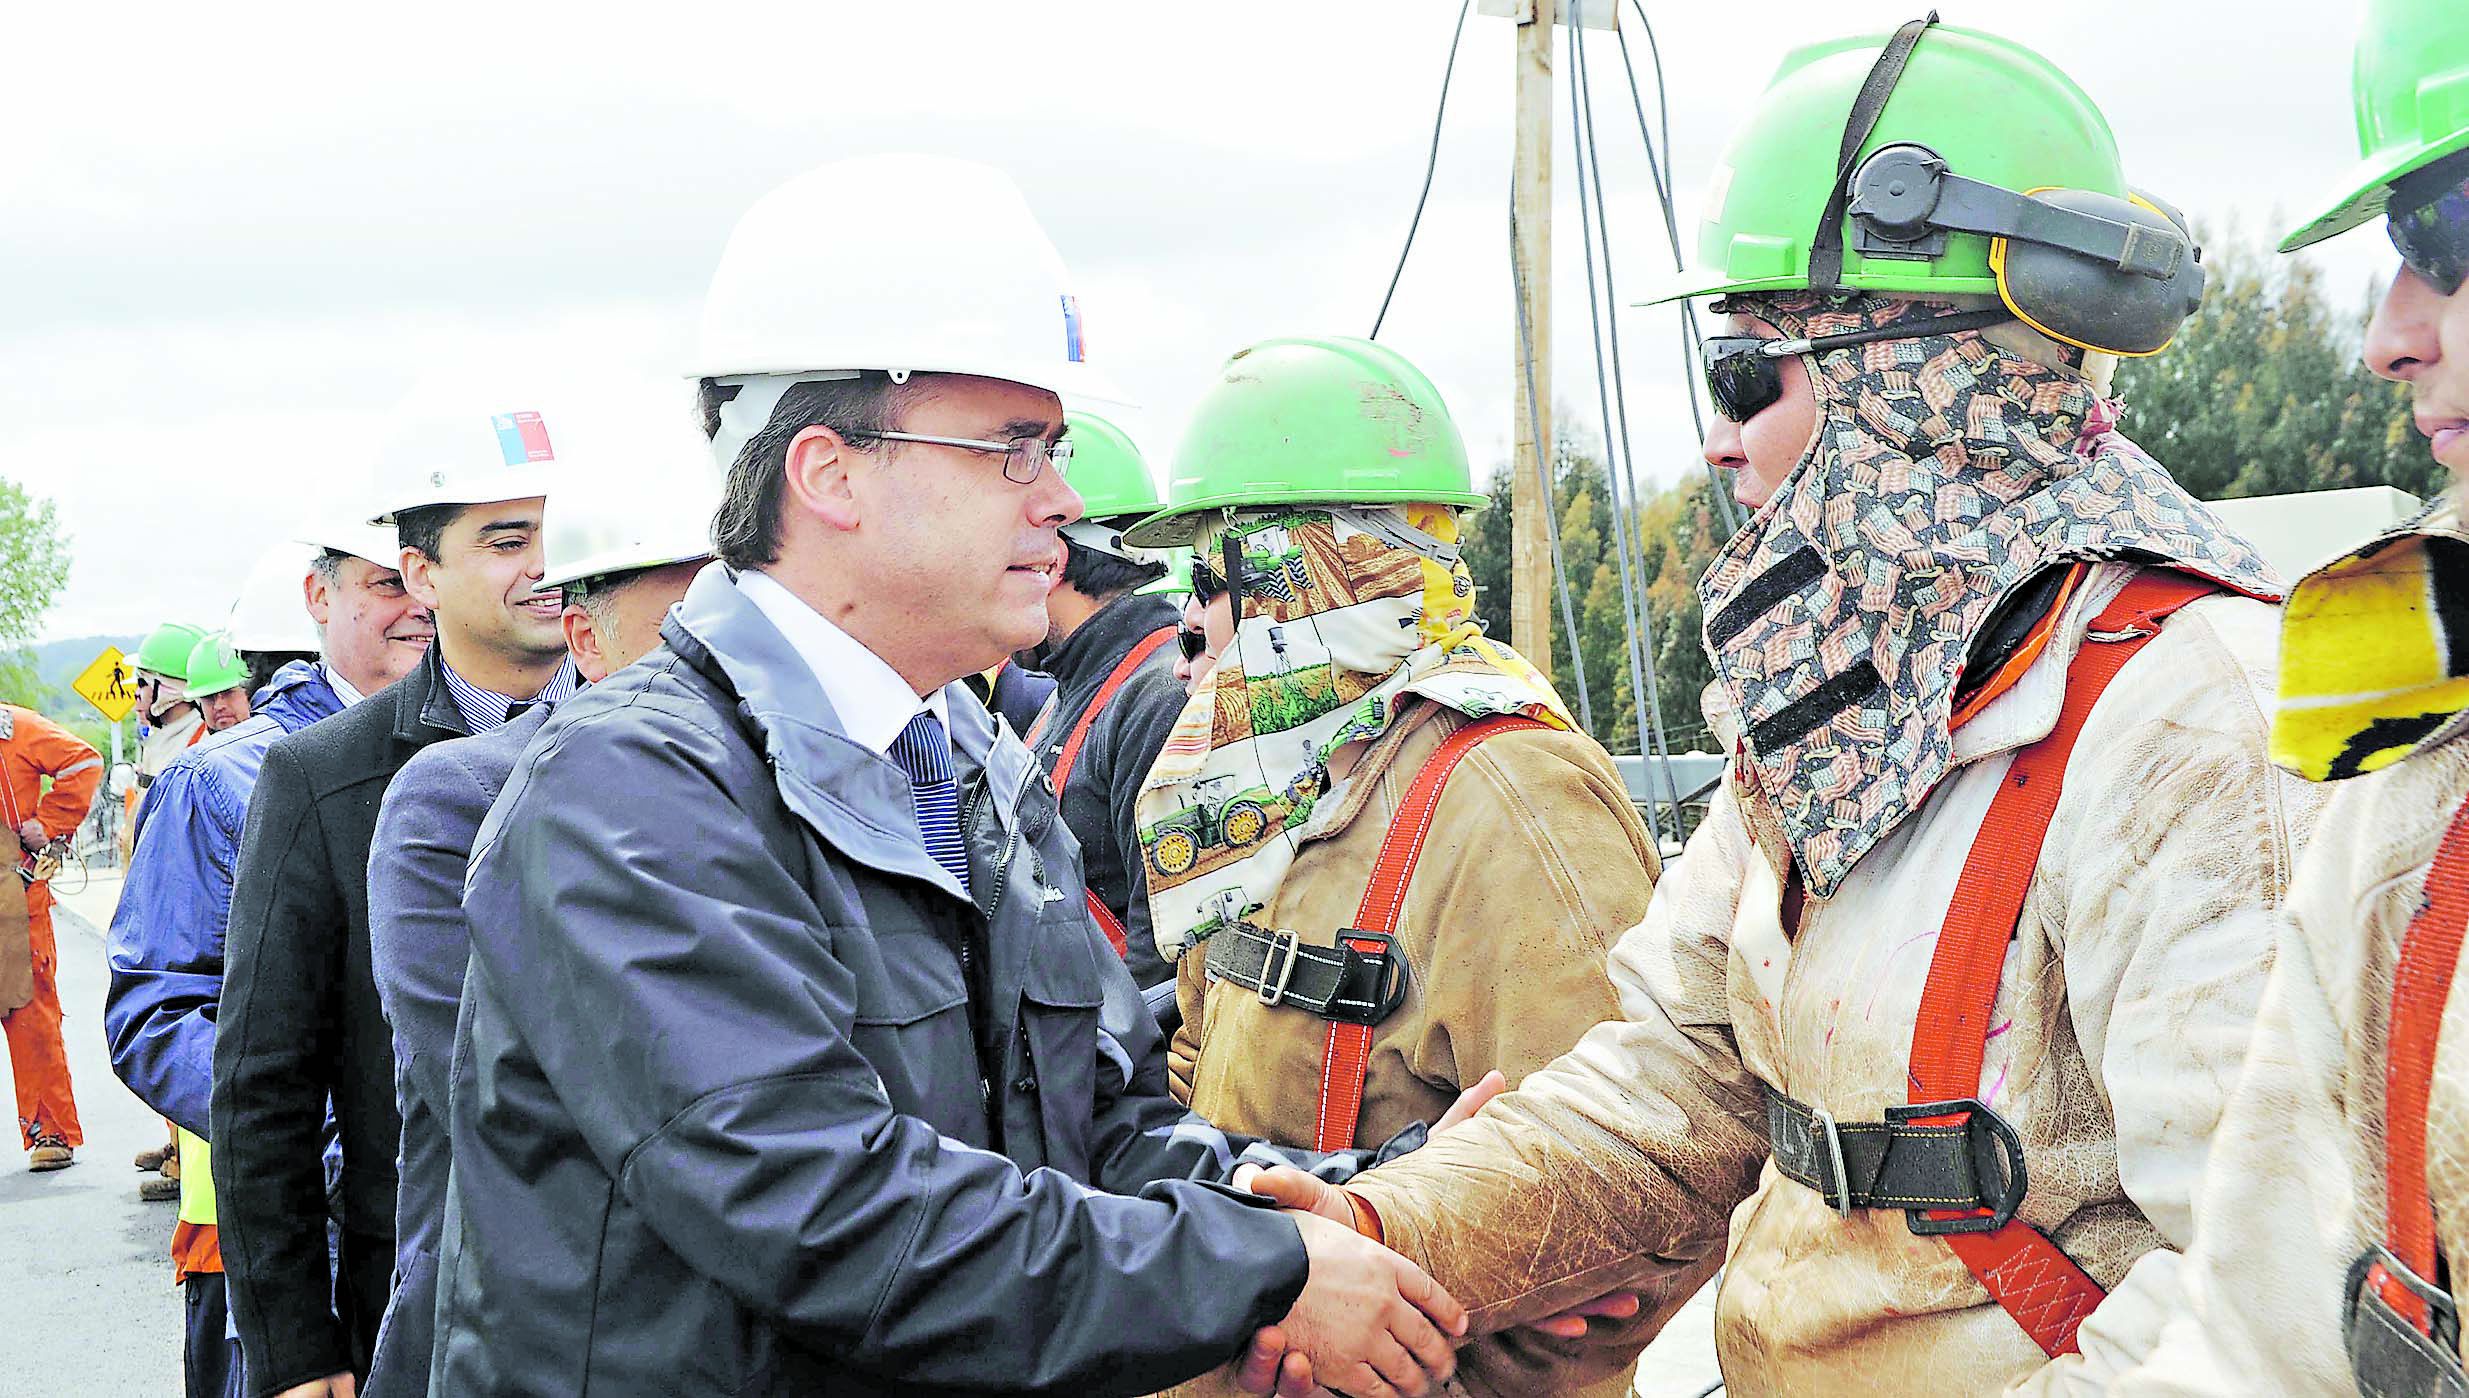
[491,411,555,466]
[1060,295,1085,364]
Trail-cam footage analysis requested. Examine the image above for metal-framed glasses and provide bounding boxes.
[869,431,1075,485]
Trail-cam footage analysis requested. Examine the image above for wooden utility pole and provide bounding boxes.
[1507,0,1554,674]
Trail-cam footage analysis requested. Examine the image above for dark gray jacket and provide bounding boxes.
[1029,590,1186,992]
[214,642,470,1397]
[362,704,547,1398]
[430,568,1326,1396]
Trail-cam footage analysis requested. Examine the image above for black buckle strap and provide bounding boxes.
[2346,1246,2468,1398]
[1203,924,1409,1027]
[1764,1086,2029,1236]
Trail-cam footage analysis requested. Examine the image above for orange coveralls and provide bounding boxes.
[2,705,102,1151]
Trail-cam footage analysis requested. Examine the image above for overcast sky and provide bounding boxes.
[10,0,2371,644]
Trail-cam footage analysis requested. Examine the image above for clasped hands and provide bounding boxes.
[1225,1072,1642,1398]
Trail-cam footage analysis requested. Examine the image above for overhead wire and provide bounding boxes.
[1509,199,1598,737]
[1370,0,1477,341]
[1569,0,1690,842]
[1616,1,1743,534]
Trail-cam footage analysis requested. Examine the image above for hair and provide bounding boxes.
[1060,538,1166,600]
[697,373,914,571]
[313,549,347,583]
[240,650,317,695]
[560,573,625,632]
[394,503,467,562]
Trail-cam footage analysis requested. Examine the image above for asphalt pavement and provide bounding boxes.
[0,869,186,1390]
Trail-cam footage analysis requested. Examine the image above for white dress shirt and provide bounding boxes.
[736,569,948,756]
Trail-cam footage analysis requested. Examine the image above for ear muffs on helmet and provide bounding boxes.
[1841,143,2206,356]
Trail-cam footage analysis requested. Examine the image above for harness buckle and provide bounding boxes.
[1257,930,1300,1008]
[1811,1105,1852,1218]
[1326,929,1410,1026]
[2347,1244,2465,1354]
[1887,1097,2031,1236]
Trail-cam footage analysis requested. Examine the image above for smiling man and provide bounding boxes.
[211,400,563,1398]
[106,521,430,1398]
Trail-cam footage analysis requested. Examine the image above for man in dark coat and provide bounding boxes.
[1024,507,1185,993]
[429,155,1466,1398]
[213,424,571,1398]
[362,470,713,1398]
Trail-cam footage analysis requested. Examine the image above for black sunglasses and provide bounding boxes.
[1176,627,1210,662]
[1701,307,2016,423]
[2389,148,2469,297]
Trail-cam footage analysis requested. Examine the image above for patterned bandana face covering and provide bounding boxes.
[1699,291,2281,897]
[1135,504,1571,962]
[2273,492,2469,782]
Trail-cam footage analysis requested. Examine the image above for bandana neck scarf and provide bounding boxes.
[1136,505,1571,962]
[1700,292,2279,897]
[2273,491,2469,781]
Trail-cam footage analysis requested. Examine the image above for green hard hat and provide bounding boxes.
[2283,0,2469,252]
[134,622,208,681]
[1122,336,1484,549]
[1137,553,1194,598]
[1063,411,1163,521]
[183,633,250,701]
[1644,23,2128,304]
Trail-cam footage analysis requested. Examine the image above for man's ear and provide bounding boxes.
[781,425,865,534]
[561,604,608,685]
[399,545,445,611]
[303,567,331,627]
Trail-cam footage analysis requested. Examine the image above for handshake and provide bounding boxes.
[1223,1073,1642,1398]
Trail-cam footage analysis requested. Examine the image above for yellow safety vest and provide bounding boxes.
[176,1126,216,1226]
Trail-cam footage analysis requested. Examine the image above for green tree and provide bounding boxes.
[0,479,72,708]
[2114,229,2439,501]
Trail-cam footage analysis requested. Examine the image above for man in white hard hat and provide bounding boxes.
[213,403,569,1398]
[229,543,331,697]
[105,520,432,1398]
[362,448,717,1398]
[434,155,1467,1398]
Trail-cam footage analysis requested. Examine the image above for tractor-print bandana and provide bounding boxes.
[1136,505,1570,963]
[1700,291,2278,897]
[2273,492,2469,781]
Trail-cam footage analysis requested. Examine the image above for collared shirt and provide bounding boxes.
[438,653,580,737]
[736,569,947,756]
[323,662,367,709]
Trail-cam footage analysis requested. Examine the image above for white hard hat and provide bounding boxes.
[690,154,1127,469]
[228,543,325,653]
[295,518,407,570]
[366,377,570,526]
[536,414,722,594]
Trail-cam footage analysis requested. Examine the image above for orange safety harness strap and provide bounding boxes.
[1905,570,2217,1358]
[1314,713,1548,1152]
[2369,796,2469,1335]
[1036,625,1178,959]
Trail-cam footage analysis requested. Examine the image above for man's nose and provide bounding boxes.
[2365,263,2447,384]
[1704,415,1747,471]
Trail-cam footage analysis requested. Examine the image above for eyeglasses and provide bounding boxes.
[1700,307,2017,423]
[2389,150,2469,297]
[1189,555,1227,604]
[1177,627,1211,663]
[867,431,1075,485]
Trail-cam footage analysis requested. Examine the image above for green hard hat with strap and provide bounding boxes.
[2283,0,2469,252]
[1122,335,1485,549]
[1645,16,2205,356]
[134,622,208,681]
[183,633,251,701]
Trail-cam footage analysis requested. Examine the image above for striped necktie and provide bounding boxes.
[889,710,971,894]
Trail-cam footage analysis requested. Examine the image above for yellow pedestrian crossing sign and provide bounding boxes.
[71,646,139,724]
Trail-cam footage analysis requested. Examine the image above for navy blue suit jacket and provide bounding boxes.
[362,704,548,1398]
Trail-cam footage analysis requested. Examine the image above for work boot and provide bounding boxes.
[134,1143,173,1171]
[26,1146,73,1172]
[138,1175,180,1202]
[159,1151,180,1183]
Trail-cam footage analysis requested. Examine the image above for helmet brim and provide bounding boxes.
[2281,128,2469,253]
[1120,488,1491,550]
